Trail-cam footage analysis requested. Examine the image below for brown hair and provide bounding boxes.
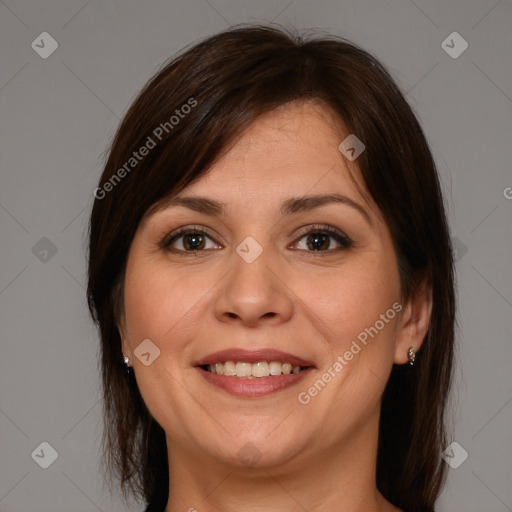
[87,24,456,512]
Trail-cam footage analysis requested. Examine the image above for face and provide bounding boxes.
[120,100,409,472]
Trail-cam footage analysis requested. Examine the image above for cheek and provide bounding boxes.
[292,257,401,431]
[122,261,213,433]
[123,259,210,342]
[292,256,401,354]
[294,252,400,380]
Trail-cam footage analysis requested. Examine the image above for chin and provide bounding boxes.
[202,430,306,470]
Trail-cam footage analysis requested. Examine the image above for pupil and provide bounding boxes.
[186,234,204,250]
[308,234,328,251]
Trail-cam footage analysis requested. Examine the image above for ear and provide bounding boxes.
[394,277,433,364]
[117,319,133,360]
[121,336,132,360]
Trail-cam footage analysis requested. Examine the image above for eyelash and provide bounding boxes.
[159,224,353,256]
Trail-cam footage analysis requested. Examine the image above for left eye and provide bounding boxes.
[293,226,353,252]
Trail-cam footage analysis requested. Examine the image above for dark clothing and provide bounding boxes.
[143,495,167,512]
[143,480,168,512]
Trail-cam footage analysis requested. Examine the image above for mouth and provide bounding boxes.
[193,348,315,397]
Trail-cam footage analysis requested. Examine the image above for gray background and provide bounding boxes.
[0,1,511,511]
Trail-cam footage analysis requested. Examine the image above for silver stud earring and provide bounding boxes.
[123,354,130,366]
[408,346,416,366]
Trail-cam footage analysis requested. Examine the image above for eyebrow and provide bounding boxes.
[153,193,372,226]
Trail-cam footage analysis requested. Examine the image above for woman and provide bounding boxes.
[87,25,456,512]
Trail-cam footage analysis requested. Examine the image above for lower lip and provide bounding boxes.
[196,366,314,397]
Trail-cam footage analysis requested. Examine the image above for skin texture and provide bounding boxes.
[119,100,432,512]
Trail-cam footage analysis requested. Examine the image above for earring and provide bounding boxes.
[407,346,416,366]
[123,354,131,368]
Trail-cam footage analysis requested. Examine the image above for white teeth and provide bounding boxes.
[235,362,252,377]
[224,361,236,376]
[205,361,306,378]
[252,361,270,377]
[269,361,282,375]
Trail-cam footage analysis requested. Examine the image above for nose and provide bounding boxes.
[213,241,295,328]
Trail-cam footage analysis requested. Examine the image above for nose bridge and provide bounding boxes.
[231,232,276,302]
[213,231,294,325]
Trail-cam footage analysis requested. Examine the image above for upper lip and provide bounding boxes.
[193,348,315,368]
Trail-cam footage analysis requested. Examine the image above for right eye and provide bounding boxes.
[161,226,222,253]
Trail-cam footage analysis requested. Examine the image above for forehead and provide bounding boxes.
[178,100,371,205]
[142,99,383,234]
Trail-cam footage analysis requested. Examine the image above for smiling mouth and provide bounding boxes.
[201,361,309,378]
